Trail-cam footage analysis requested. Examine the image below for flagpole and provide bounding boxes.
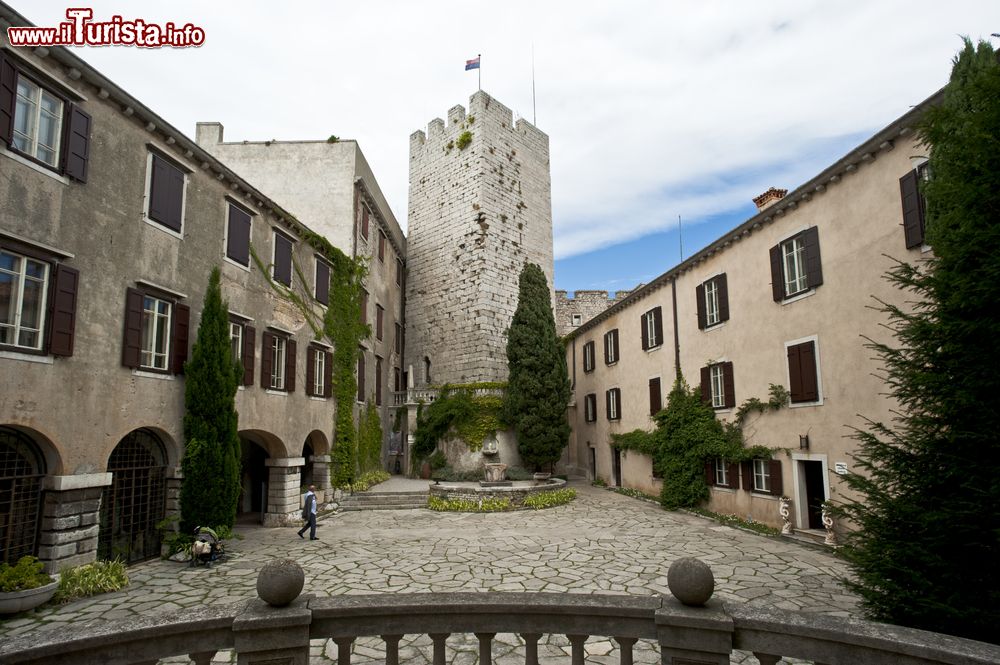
[478,53,481,91]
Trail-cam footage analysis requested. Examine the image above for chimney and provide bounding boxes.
[195,122,224,147]
[753,187,788,212]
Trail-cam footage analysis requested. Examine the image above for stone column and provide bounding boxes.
[310,454,331,506]
[263,458,305,527]
[233,598,311,665]
[164,465,183,520]
[38,473,112,573]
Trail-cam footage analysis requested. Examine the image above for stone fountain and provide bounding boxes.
[481,435,511,487]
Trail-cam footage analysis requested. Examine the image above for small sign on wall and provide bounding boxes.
[835,462,849,475]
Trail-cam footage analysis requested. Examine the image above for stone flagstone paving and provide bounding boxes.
[0,481,856,664]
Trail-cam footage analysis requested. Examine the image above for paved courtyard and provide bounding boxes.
[1,481,857,664]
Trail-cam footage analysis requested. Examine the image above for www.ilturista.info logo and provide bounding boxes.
[6,8,205,48]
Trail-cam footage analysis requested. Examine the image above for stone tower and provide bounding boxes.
[405,91,553,387]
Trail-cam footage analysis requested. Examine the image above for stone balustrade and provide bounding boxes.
[3,559,998,665]
[398,386,506,406]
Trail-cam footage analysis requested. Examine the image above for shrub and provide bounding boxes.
[522,489,576,510]
[342,469,390,493]
[456,131,473,150]
[0,556,52,592]
[55,559,129,603]
[427,495,512,512]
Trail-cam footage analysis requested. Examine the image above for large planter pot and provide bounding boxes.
[0,578,58,614]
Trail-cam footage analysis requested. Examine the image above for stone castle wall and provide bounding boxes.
[405,91,553,386]
[555,288,636,337]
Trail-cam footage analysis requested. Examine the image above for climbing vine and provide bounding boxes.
[611,375,778,510]
[249,228,369,488]
[357,401,383,475]
[412,384,507,461]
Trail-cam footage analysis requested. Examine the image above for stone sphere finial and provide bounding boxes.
[667,557,715,606]
[256,558,305,607]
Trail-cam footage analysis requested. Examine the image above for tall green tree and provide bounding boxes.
[180,267,242,532]
[837,39,1000,643]
[504,263,570,470]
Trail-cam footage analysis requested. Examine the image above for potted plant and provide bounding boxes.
[0,556,58,614]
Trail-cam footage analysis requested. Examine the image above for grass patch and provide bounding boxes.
[55,559,129,603]
[687,507,781,536]
[522,488,576,510]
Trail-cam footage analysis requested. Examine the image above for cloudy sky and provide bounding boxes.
[11,1,998,291]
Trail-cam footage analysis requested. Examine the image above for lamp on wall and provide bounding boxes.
[799,434,810,450]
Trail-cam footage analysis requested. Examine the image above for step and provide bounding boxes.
[340,503,427,512]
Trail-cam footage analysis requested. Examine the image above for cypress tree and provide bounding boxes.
[837,39,1000,642]
[504,263,570,471]
[180,267,242,532]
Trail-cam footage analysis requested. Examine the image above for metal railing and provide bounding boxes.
[3,590,998,665]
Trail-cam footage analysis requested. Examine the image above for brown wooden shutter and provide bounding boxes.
[787,343,804,402]
[799,341,818,402]
[769,244,784,301]
[62,105,91,182]
[171,304,190,374]
[315,260,330,306]
[47,264,79,357]
[273,233,292,286]
[700,366,711,404]
[603,332,610,364]
[717,274,730,323]
[653,307,663,347]
[285,339,296,392]
[149,155,184,232]
[357,353,366,402]
[612,330,619,362]
[306,346,316,396]
[121,288,144,368]
[379,231,386,261]
[769,460,783,496]
[360,291,368,325]
[376,357,383,406]
[324,351,333,398]
[722,361,735,409]
[802,227,823,290]
[704,461,714,486]
[900,171,926,249]
[260,332,273,389]
[648,377,661,416]
[377,305,384,340]
[695,283,707,330]
[227,206,252,266]
[362,207,369,239]
[727,463,739,490]
[640,312,649,350]
[605,390,612,420]
[741,462,752,492]
[0,52,15,146]
[242,325,255,386]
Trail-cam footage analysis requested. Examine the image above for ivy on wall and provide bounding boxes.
[249,228,369,488]
[412,384,507,462]
[357,401,383,475]
[611,376,782,510]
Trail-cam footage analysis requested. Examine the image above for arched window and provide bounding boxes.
[0,427,46,564]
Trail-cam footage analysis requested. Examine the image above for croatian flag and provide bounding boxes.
[465,56,480,71]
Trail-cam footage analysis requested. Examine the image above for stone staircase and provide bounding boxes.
[338,490,428,512]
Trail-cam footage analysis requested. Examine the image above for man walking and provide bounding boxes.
[298,484,318,540]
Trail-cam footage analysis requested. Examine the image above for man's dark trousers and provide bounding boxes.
[298,512,316,539]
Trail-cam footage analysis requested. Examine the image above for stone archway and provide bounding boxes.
[237,433,272,523]
[0,426,47,564]
[98,428,168,564]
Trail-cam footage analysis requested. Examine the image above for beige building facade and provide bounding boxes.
[565,92,938,536]
[0,4,364,570]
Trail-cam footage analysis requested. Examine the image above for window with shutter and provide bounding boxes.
[361,206,370,240]
[378,231,386,263]
[376,304,384,341]
[225,203,252,268]
[641,307,662,349]
[786,339,820,403]
[315,258,330,305]
[241,325,255,386]
[648,377,661,416]
[604,329,619,364]
[9,73,65,169]
[375,356,383,406]
[0,248,51,353]
[697,274,729,329]
[606,388,621,421]
[394,323,402,355]
[582,341,595,372]
[63,105,91,182]
[584,393,597,423]
[357,352,366,402]
[47,263,79,357]
[771,229,822,301]
[900,164,928,249]
[360,290,368,325]
[752,459,771,493]
[396,258,404,286]
[145,152,187,234]
[704,361,735,409]
[272,230,293,287]
[284,339,296,393]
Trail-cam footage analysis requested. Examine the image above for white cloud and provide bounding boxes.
[13,0,998,258]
